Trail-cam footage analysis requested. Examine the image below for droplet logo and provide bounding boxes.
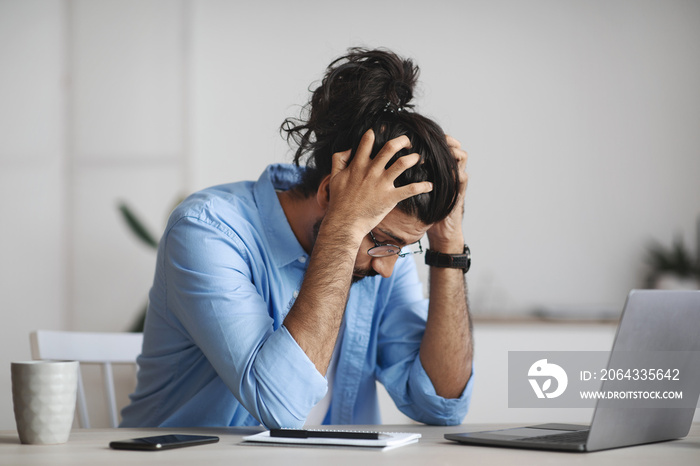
[528,359,568,399]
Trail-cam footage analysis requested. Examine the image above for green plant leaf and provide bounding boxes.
[645,235,697,278]
[118,202,159,249]
[129,303,148,333]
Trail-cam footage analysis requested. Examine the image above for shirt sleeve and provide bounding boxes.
[374,257,473,425]
[162,214,327,429]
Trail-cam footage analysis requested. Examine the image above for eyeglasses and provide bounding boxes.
[367,230,423,258]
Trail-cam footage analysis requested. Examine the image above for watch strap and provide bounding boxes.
[425,245,471,273]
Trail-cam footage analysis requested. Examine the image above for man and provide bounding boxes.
[121,48,473,428]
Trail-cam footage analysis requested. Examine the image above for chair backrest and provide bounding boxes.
[30,330,143,428]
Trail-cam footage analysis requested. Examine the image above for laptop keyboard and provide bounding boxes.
[514,430,589,445]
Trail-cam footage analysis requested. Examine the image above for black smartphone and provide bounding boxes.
[109,434,220,451]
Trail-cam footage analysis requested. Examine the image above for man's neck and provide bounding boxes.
[276,188,322,255]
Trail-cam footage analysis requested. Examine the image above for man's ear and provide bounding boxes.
[316,175,332,212]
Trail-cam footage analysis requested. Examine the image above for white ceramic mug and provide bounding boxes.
[11,360,79,445]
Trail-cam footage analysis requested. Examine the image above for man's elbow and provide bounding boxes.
[258,406,307,430]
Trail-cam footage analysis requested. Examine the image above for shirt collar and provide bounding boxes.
[253,164,309,268]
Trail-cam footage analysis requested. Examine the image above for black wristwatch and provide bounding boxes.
[425,245,471,273]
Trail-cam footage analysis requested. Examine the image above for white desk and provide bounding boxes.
[1,424,699,465]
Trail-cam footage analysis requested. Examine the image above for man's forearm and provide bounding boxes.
[419,255,473,399]
[282,218,361,375]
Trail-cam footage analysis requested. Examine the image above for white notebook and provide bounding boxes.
[242,430,421,451]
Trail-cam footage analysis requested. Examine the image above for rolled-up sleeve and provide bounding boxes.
[374,258,473,425]
[163,215,327,428]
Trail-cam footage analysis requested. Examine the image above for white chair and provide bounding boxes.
[30,330,143,428]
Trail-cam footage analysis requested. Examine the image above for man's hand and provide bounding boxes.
[426,135,468,252]
[420,134,472,399]
[324,129,434,240]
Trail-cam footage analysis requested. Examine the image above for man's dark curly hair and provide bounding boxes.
[281,48,459,225]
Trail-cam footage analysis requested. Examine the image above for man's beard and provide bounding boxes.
[351,268,378,283]
[312,219,378,284]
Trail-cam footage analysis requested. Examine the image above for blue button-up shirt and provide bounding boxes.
[120,164,473,429]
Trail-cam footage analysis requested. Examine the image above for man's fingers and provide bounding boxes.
[452,144,468,164]
[445,134,461,149]
[385,152,421,181]
[445,134,467,167]
[331,149,352,176]
[372,135,411,170]
[352,129,375,167]
[444,134,469,195]
[451,145,468,189]
[394,181,433,203]
[458,148,469,173]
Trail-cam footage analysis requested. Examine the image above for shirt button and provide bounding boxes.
[293,290,299,298]
[298,256,307,264]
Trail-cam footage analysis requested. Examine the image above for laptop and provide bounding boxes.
[445,289,700,452]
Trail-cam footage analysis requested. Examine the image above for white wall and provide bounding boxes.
[189,0,700,316]
[69,0,186,332]
[0,0,67,431]
[1,0,699,429]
